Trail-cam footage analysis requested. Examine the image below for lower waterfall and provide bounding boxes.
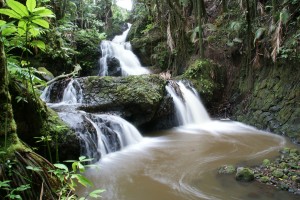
[41,78,143,162]
[166,81,210,126]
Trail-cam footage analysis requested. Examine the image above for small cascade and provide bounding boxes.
[62,79,83,104]
[166,81,210,126]
[40,78,144,161]
[99,23,150,76]
[59,112,143,161]
[41,79,82,104]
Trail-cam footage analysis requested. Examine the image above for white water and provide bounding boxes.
[99,23,150,76]
[40,79,82,105]
[166,81,210,126]
[59,112,143,160]
[40,79,144,161]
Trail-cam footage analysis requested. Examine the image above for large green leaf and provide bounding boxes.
[18,20,26,36]
[32,19,49,28]
[0,9,21,19]
[32,7,55,18]
[2,26,17,36]
[26,0,36,12]
[6,0,29,17]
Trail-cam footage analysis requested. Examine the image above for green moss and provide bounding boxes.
[0,133,30,162]
[181,59,221,100]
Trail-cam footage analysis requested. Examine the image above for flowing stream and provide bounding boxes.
[76,81,298,200]
[42,25,299,200]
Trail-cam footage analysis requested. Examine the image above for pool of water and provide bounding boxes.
[77,121,299,200]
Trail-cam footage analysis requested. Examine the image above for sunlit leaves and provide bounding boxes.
[30,40,46,51]
[32,18,49,28]
[26,0,36,12]
[6,0,29,17]
[0,9,21,19]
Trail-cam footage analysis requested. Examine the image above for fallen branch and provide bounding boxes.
[35,64,81,88]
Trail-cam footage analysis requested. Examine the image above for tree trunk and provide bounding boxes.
[197,0,204,58]
[272,0,277,20]
[246,0,253,90]
[0,1,17,145]
[222,0,227,13]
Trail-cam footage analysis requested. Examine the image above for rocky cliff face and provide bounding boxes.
[230,63,300,143]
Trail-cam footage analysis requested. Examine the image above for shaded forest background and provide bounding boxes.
[0,0,299,199]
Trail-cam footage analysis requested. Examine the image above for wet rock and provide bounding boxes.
[218,165,236,174]
[262,159,271,167]
[272,169,284,178]
[106,57,121,76]
[260,176,270,183]
[235,167,254,182]
[76,75,174,131]
[37,67,54,81]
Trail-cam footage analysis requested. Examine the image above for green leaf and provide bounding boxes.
[254,28,265,45]
[32,8,55,18]
[26,166,42,172]
[32,19,49,28]
[6,0,29,17]
[54,163,69,172]
[280,8,290,25]
[15,184,30,192]
[0,180,10,188]
[72,174,93,187]
[0,9,21,19]
[0,20,6,26]
[30,40,45,50]
[2,26,17,36]
[26,0,36,12]
[17,20,26,36]
[29,26,41,37]
[89,189,105,198]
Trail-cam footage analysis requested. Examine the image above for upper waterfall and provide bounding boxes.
[99,23,150,76]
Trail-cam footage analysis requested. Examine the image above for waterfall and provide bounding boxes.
[59,112,143,161]
[166,81,210,126]
[41,78,143,161]
[41,79,82,104]
[99,23,150,76]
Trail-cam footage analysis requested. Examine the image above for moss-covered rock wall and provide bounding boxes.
[231,63,300,143]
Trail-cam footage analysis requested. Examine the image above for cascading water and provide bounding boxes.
[41,78,143,161]
[58,111,143,160]
[166,81,210,126]
[99,23,150,76]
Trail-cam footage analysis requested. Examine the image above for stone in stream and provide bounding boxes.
[235,167,255,182]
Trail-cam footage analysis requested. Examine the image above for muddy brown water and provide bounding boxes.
[77,121,299,200]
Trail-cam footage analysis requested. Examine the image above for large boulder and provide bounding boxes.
[76,75,175,130]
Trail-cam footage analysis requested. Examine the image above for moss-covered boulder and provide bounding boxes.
[218,165,236,174]
[76,75,173,130]
[235,167,255,182]
[179,59,225,108]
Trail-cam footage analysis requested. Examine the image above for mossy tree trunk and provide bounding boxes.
[0,1,23,156]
